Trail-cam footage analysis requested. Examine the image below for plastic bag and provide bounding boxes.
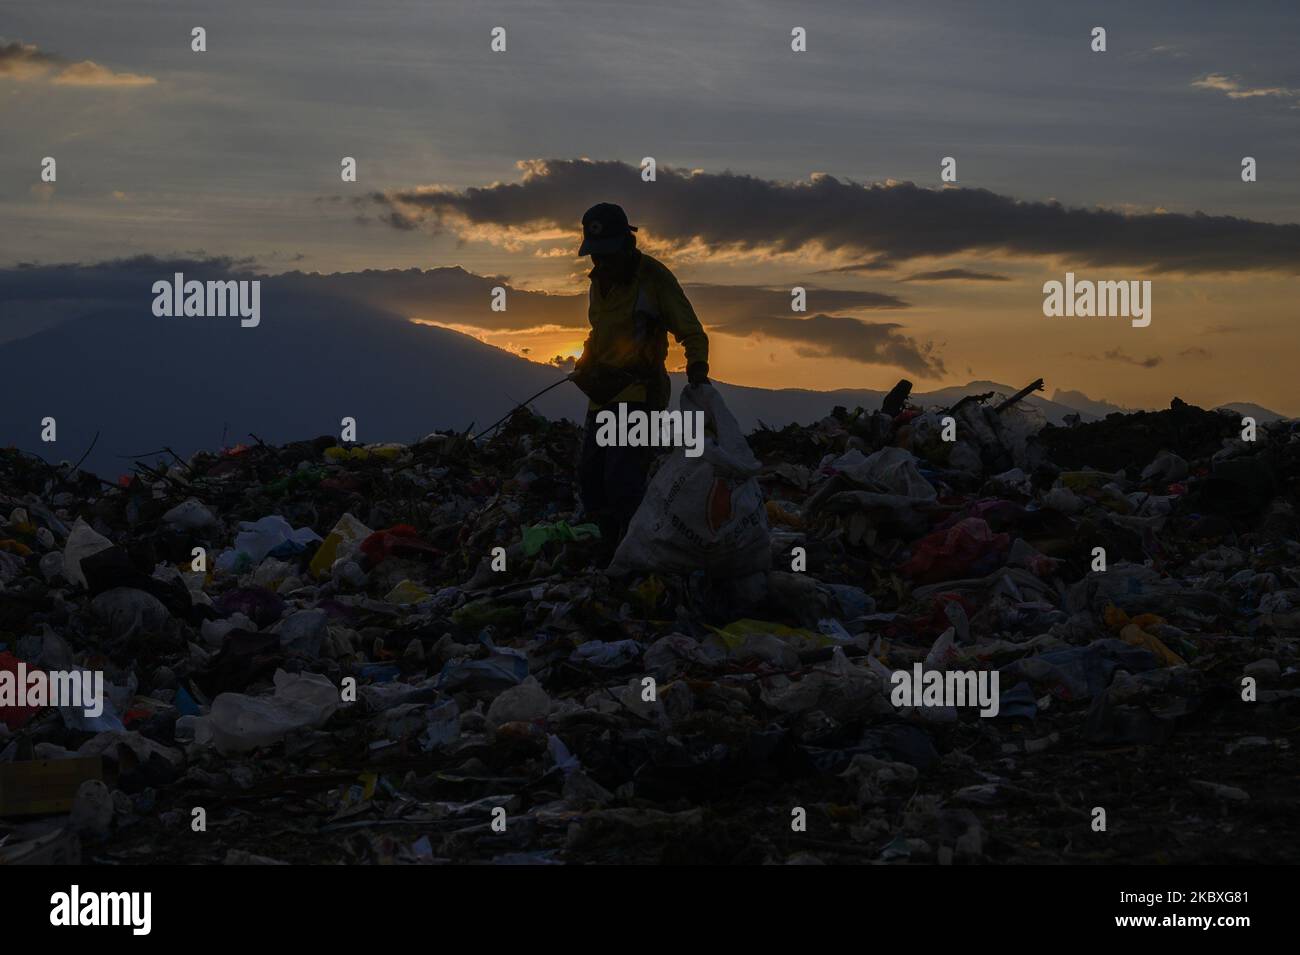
[196,669,340,754]
[830,447,936,500]
[360,525,440,565]
[309,512,372,578]
[162,498,218,531]
[901,517,1010,583]
[216,516,321,574]
[997,401,1047,468]
[62,518,114,590]
[522,521,601,556]
[608,384,770,578]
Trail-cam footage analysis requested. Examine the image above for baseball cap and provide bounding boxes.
[579,202,637,256]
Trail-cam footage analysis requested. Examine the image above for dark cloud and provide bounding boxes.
[373,159,1300,275]
[0,256,263,343]
[1074,348,1163,369]
[0,258,574,334]
[900,268,1010,282]
[277,266,575,330]
[0,40,61,77]
[377,210,419,231]
[815,257,897,274]
[280,269,905,333]
[0,38,156,86]
[1180,346,1212,358]
[684,284,907,319]
[1,255,259,304]
[5,258,914,341]
[713,313,944,377]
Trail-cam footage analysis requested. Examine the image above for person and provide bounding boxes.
[572,202,709,553]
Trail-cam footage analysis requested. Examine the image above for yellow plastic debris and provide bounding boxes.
[765,500,804,529]
[1120,623,1186,667]
[1105,604,1167,631]
[0,539,33,557]
[1060,471,1112,493]
[364,443,406,460]
[309,512,373,579]
[707,619,833,653]
[1103,604,1129,629]
[384,579,430,605]
[324,446,370,462]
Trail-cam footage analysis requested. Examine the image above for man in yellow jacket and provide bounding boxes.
[572,202,710,551]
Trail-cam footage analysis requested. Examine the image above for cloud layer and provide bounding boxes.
[1191,73,1299,103]
[2,257,942,375]
[372,159,1300,274]
[1073,348,1162,370]
[715,313,944,376]
[0,39,156,87]
[901,269,1010,283]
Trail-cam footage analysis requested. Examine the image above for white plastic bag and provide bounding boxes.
[215,515,321,573]
[62,518,114,589]
[829,446,936,500]
[196,669,340,754]
[608,384,770,578]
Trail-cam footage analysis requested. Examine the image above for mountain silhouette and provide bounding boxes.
[2,284,1284,478]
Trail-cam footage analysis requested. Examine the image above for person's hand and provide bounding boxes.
[686,361,710,386]
[570,350,591,382]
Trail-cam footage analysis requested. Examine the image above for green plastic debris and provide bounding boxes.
[451,598,522,629]
[521,521,601,557]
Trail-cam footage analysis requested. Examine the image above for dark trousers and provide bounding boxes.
[579,403,656,548]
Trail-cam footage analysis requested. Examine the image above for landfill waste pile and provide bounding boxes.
[1,385,1297,865]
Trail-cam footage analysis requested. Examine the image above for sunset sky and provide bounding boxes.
[4,0,1300,414]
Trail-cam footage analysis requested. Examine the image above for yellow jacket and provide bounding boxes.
[581,253,709,410]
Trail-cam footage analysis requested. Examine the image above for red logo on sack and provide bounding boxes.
[706,479,733,533]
